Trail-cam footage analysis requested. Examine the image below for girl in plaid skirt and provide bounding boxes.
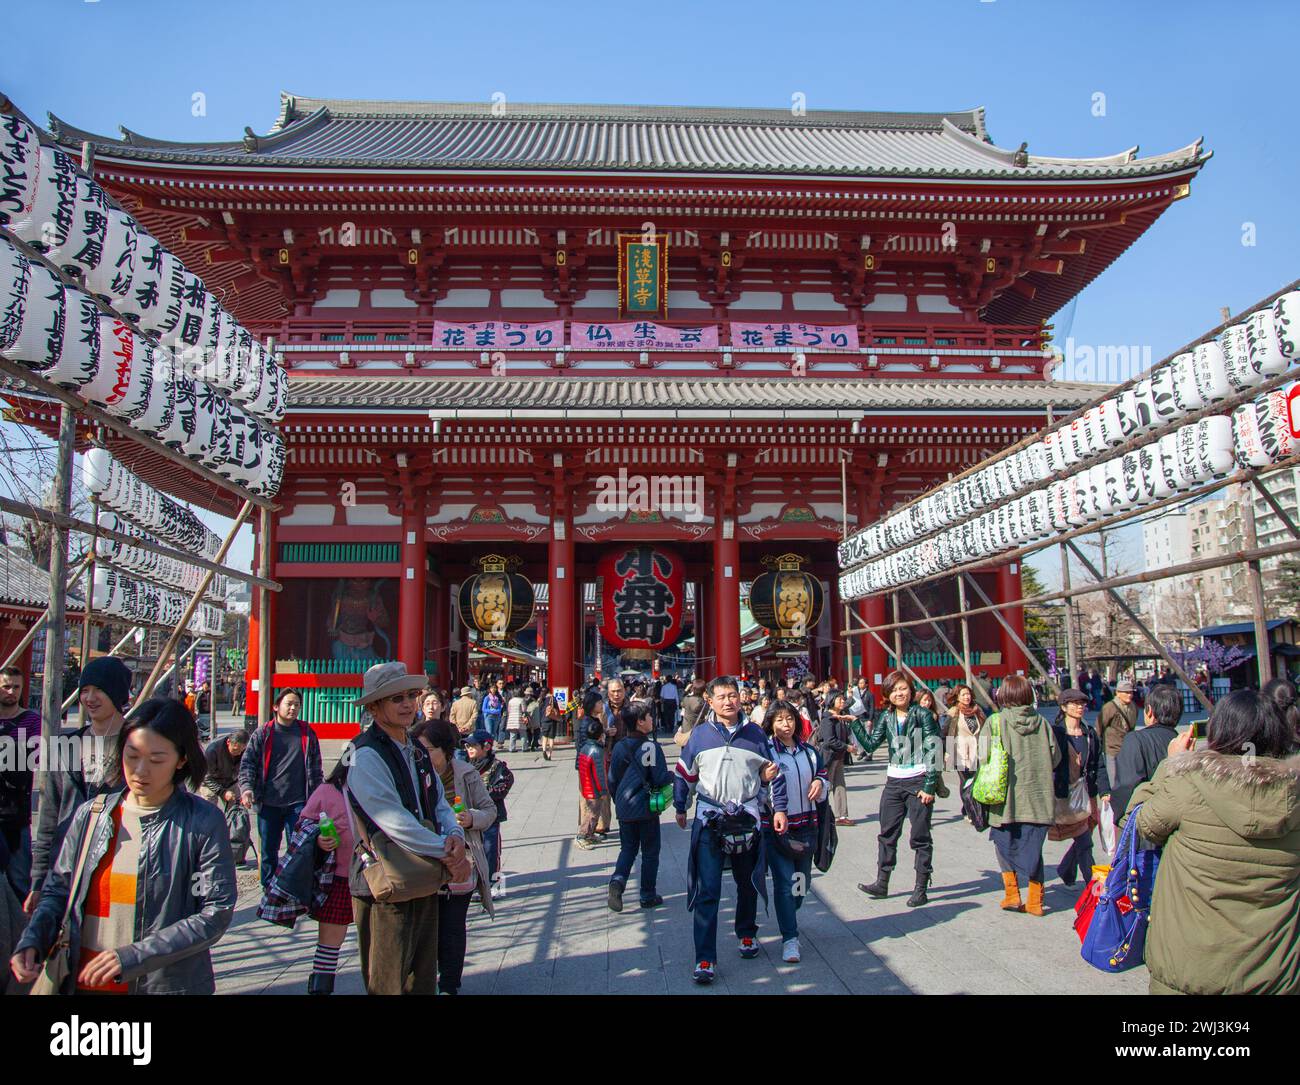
[300,759,354,994]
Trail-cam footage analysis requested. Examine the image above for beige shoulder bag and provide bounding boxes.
[345,789,448,904]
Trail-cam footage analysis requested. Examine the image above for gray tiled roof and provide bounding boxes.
[0,542,85,610]
[46,95,1207,180]
[286,376,1104,415]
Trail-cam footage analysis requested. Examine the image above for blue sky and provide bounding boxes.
[3,0,1295,581]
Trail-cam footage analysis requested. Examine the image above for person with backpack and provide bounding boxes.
[200,729,252,866]
[575,719,609,852]
[238,689,323,892]
[762,702,827,964]
[606,701,671,911]
[674,676,784,985]
[463,731,513,894]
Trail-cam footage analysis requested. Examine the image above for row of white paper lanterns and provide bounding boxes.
[92,567,227,638]
[1,238,286,497]
[839,392,1299,601]
[94,513,228,601]
[838,291,1300,571]
[0,115,286,424]
[84,449,222,560]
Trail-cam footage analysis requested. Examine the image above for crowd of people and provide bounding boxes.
[2,654,1298,997]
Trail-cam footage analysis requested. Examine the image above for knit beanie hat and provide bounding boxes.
[78,657,132,712]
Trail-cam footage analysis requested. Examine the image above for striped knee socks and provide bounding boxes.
[313,943,341,976]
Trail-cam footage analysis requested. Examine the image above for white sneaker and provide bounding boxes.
[782,938,801,963]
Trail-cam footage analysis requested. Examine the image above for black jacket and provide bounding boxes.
[1109,724,1179,818]
[815,712,852,766]
[608,734,672,822]
[237,720,323,806]
[1050,720,1108,799]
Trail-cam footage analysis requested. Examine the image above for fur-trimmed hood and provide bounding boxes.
[1163,749,1300,840]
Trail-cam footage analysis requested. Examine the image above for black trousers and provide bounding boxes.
[876,775,934,878]
[437,891,472,994]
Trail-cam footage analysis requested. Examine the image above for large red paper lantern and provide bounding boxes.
[596,545,684,651]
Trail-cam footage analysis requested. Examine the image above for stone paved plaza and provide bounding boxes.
[212,720,1148,996]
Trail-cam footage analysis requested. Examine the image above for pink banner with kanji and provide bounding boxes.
[729,322,860,350]
[432,320,564,349]
[569,321,720,350]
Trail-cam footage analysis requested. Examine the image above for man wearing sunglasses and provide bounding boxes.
[345,662,470,995]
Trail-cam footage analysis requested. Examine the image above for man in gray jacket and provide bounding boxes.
[346,662,471,995]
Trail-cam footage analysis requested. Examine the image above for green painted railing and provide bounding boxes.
[279,543,400,563]
[901,651,991,669]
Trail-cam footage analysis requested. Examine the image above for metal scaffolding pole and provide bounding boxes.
[1064,540,1213,712]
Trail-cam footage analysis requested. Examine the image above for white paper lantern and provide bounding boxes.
[1173,422,1205,486]
[40,289,102,390]
[1196,415,1236,478]
[88,316,153,421]
[1188,341,1231,408]
[1272,292,1300,360]
[1130,379,1159,433]
[1112,388,1142,438]
[43,176,112,279]
[1101,457,1126,513]
[0,115,42,232]
[157,376,197,449]
[1149,364,1180,423]
[1220,326,1255,394]
[1170,352,1205,414]
[1243,310,1289,378]
[5,143,80,250]
[1152,433,1190,498]
[81,207,138,305]
[1255,384,1298,463]
[0,247,67,369]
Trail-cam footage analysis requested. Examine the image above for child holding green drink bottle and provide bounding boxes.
[300,758,355,995]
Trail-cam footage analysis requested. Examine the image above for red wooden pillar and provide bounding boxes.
[828,576,844,685]
[863,596,889,690]
[548,530,575,701]
[398,500,427,676]
[693,579,707,677]
[997,562,1030,676]
[248,514,279,720]
[714,528,741,677]
[429,576,448,688]
[854,480,889,692]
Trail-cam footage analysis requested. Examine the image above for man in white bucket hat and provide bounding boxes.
[345,661,470,995]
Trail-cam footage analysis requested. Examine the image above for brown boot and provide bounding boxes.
[1025,880,1045,916]
[999,871,1024,912]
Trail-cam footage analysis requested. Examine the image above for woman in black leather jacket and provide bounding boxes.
[10,698,237,995]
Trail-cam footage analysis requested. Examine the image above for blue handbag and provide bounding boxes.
[1080,802,1160,972]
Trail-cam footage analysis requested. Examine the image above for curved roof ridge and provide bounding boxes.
[943,117,1206,171]
[278,93,987,132]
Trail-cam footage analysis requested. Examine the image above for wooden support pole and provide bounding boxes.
[956,574,974,692]
[1064,540,1213,712]
[891,592,902,670]
[77,499,99,689]
[905,586,994,708]
[1241,498,1273,685]
[1060,543,1080,688]
[256,505,273,727]
[865,626,928,694]
[838,537,1300,640]
[41,405,76,735]
[961,573,1052,680]
[0,495,279,591]
[134,501,254,709]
